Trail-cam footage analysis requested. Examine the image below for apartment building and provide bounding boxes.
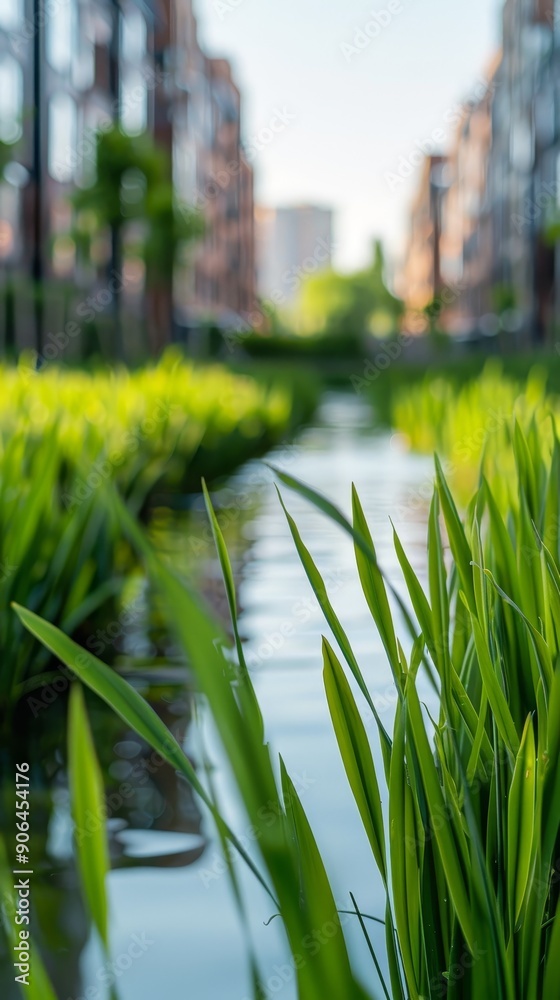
[185,57,255,328]
[399,155,448,331]
[255,203,334,309]
[170,17,256,332]
[439,59,499,333]
[488,0,553,340]
[400,0,560,344]
[0,0,256,353]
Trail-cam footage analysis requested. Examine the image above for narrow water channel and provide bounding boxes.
[3,390,436,1000]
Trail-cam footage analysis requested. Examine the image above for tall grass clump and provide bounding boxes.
[1,349,298,499]
[13,411,560,998]
[1,352,313,707]
[390,359,560,499]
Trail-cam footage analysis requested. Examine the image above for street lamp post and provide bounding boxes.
[31,0,43,358]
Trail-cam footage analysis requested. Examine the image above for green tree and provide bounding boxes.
[142,183,203,354]
[298,240,402,339]
[72,125,201,357]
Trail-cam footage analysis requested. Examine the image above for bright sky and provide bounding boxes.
[196,0,502,273]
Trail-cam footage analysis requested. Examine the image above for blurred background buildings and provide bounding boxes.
[5,0,560,355]
[0,0,255,354]
[255,204,334,308]
[400,0,560,344]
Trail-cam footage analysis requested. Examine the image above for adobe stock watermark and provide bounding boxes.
[384,77,497,192]
[72,741,183,848]
[191,109,295,215]
[9,0,69,54]
[27,596,145,718]
[55,65,168,179]
[66,933,155,1000]
[61,399,172,510]
[225,237,337,350]
[213,0,246,18]
[350,280,465,394]
[350,332,413,394]
[341,1,408,62]
[187,443,299,556]
[239,903,355,1000]
[241,565,347,673]
[429,945,488,997]
[402,277,466,337]
[393,404,509,524]
[512,180,560,235]
[198,771,316,888]
[19,271,133,376]
[245,109,297,163]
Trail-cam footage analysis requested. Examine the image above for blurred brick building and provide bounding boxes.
[398,155,448,332]
[401,0,560,346]
[440,58,499,334]
[0,0,256,354]
[255,204,334,310]
[184,57,255,330]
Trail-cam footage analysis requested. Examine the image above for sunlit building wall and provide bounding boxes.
[0,0,256,352]
[255,204,334,309]
[480,0,560,344]
[401,0,560,343]
[439,57,499,335]
[399,155,448,332]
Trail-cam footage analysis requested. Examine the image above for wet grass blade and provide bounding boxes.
[278,487,392,768]
[202,480,265,743]
[404,677,477,952]
[507,715,536,928]
[279,758,373,999]
[12,602,275,905]
[67,683,110,949]
[323,638,387,883]
[351,485,401,679]
[0,839,58,1000]
[349,891,392,1000]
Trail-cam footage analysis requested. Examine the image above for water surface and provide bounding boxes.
[2,391,435,1000]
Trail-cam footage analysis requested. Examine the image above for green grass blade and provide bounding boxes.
[507,716,537,929]
[67,683,110,948]
[12,602,274,905]
[277,487,392,767]
[351,485,401,678]
[468,611,520,755]
[279,759,374,1000]
[404,677,477,953]
[323,637,387,883]
[202,481,265,743]
[434,454,476,611]
[543,900,560,1000]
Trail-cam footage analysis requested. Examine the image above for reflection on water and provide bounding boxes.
[1,391,435,1000]
[0,667,205,999]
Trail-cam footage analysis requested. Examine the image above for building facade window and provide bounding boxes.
[554,0,560,37]
[73,9,96,92]
[511,119,534,173]
[46,0,75,75]
[48,92,77,182]
[121,7,147,64]
[120,69,147,135]
[0,54,23,143]
[0,0,22,31]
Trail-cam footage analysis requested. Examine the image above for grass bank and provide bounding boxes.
[376,359,560,500]
[0,351,318,706]
[16,404,560,999]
